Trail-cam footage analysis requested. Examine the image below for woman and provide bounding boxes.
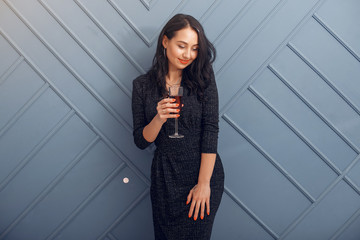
[132,13,224,240]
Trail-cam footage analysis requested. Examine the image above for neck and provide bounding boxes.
[167,67,182,83]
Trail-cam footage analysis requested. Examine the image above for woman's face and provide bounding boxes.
[162,27,199,72]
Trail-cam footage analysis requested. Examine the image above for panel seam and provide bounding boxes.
[0,135,99,239]
[0,55,23,86]
[4,0,133,132]
[223,113,316,203]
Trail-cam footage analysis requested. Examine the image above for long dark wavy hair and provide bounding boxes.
[147,13,216,101]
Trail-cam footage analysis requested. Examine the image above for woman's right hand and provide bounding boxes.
[156,98,180,123]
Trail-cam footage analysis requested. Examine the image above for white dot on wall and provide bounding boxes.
[123,177,129,184]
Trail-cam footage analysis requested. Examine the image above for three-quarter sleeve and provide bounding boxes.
[201,70,219,153]
[132,77,152,150]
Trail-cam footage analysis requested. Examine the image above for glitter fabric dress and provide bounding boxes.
[132,73,224,240]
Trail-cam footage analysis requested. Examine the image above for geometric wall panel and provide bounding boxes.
[1,0,360,239]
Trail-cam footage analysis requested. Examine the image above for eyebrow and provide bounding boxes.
[176,41,199,46]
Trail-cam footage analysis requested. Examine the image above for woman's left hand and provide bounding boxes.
[187,183,211,221]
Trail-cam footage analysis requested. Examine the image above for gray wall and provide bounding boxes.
[0,0,360,239]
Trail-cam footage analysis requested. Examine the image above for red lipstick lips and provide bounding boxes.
[179,59,189,64]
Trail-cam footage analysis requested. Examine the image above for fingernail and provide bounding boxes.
[176,114,180,117]
[207,211,210,216]
[194,217,197,221]
[201,216,204,220]
[186,201,189,205]
[176,104,179,107]
[188,214,191,218]
[172,99,176,102]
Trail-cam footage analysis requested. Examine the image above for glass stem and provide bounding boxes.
[175,117,179,135]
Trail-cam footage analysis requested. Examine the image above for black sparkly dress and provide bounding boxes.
[132,73,224,240]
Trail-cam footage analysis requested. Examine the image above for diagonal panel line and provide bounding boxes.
[223,186,278,239]
[4,0,132,133]
[222,113,316,203]
[106,232,118,240]
[106,0,151,46]
[198,0,223,23]
[0,135,100,240]
[219,0,327,117]
[107,0,187,47]
[330,198,360,240]
[279,153,360,239]
[0,109,74,194]
[268,64,360,197]
[139,0,150,11]
[250,83,360,238]
[0,80,49,140]
[97,188,150,240]
[343,176,360,196]
[73,0,145,76]
[313,13,360,63]
[46,162,127,240]
[268,63,360,154]
[0,55,23,85]
[213,0,255,47]
[248,85,343,176]
[216,0,285,76]
[287,43,360,119]
[39,0,135,97]
[74,0,145,76]
[0,26,150,189]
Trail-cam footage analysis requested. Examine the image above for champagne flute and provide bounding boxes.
[169,86,184,138]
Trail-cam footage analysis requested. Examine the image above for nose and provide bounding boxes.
[183,48,190,59]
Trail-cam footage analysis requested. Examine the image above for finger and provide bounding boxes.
[206,198,210,216]
[186,190,192,205]
[188,201,196,219]
[162,98,176,104]
[193,201,201,221]
[162,114,180,119]
[163,103,179,109]
[200,201,206,220]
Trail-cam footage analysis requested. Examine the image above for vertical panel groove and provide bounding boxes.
[248,85,342,176]
[223,186,278,239]
[46,162,127,240]
[39,0,135,97]
[268,63,360,154]
[4,0,133,132]
[312,13,360,63]
[279,154,360,239]
[97,188,150,240]
[0,55,23,85]
[287,43,360,119]
[0,135,100,239]
[223,113,316,203]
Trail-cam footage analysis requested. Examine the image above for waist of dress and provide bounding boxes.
[155,132,201,154]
